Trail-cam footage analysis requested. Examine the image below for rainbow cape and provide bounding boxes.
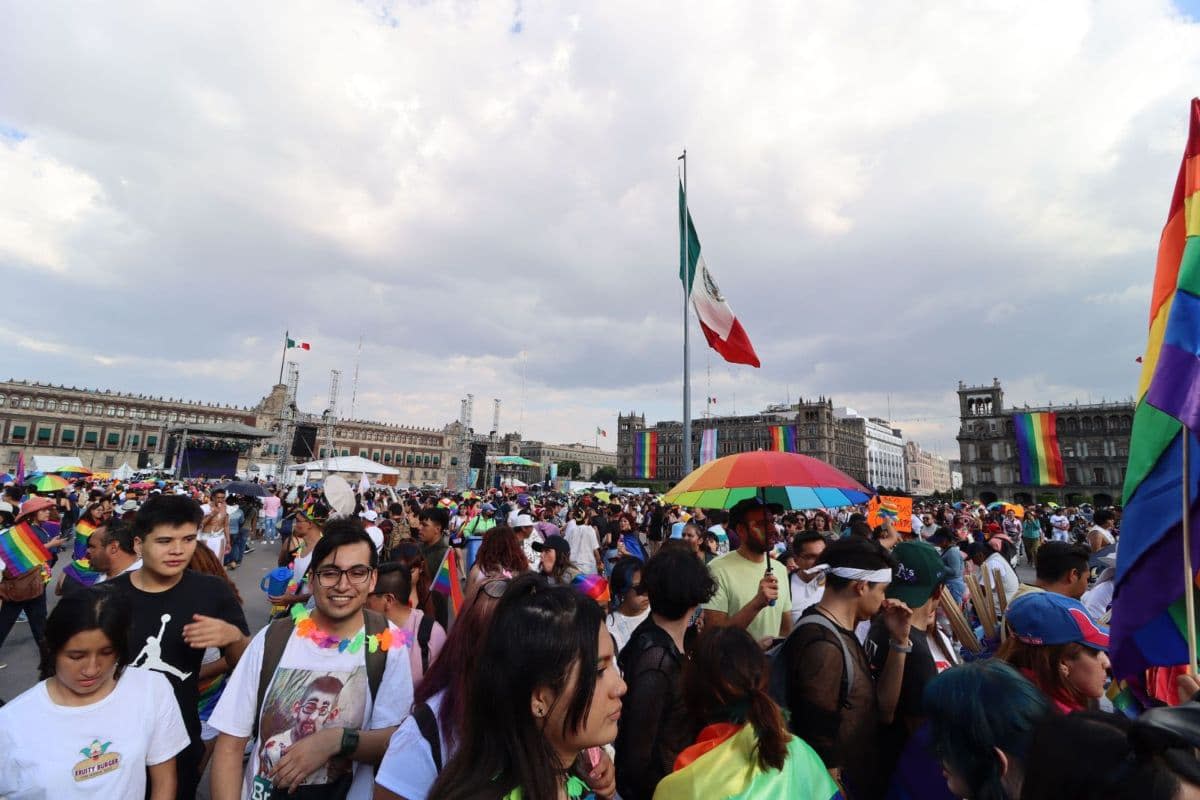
[652,723,842,800]
[633,432,658,479]
[1111,98,1200,680]
[0,522,52,578]
[431,547,465,616]
[1013,412,1065,486]
[768,425,797,453]
[63,558,102,588]
[73,519,98,560]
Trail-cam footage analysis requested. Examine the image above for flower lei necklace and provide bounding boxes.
[289,604,412,654]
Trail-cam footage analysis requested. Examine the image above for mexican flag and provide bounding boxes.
[286,338,311,351]
[679,183,761,367]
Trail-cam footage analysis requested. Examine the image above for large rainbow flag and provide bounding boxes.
[1111,98,1200,681]
[652,722,842,800]
[431,547,465,617]
[1013,412,1065,486]
[73,518,98,560]
[633,431,658,479]
[768,425,797,453]
[0,521,53,579]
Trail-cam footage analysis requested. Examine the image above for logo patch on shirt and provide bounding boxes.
[73,739,120,782]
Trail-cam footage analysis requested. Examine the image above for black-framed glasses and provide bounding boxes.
[314,565,374,587]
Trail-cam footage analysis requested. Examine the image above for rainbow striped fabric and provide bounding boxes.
[699,428,718,465]
[0,522,52,578]
[431,547,464,616]
[633,431,658,479]
[1013,412,1065,486]
[73,519,98,560]
[572,573,611,605]
[63,558,102,588]
[1111,98,1200,681]
[768,425,797,453]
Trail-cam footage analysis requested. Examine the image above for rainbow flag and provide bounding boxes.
[197,673,227,722]
[1111,98,1200,681]
[431,547,465,616]
[73,519,98,560]
[1013,412,1065,486]
[572,573,611,605]
[652,723,842,800]
[63,558,102,588]
[699,428,718,465]
[768,425,797,453]
[633,431,658,479]
[0,521,52,578]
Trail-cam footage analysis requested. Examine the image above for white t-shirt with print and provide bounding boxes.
[208,618,414,800]
[375,688,451,800]
[564,523,601,575]
[0,667,189,799]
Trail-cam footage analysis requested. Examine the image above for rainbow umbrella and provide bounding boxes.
[26,474,70,492]
[54,465,92,478]
[663,451,870,510]
[0,473,13,484]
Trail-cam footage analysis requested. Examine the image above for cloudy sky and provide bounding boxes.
[3,0,1199,457]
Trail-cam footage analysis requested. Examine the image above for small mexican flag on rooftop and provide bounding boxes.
[287,338,311,351]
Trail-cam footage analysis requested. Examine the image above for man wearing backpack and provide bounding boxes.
[366,561,446,686]
[209,521,414,800]
[780,537,911,799]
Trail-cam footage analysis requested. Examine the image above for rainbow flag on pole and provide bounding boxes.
[699,428,718,465]
[1111,98,1200,681]
[768,425,797,453]
[633,431,658,479]
[0,521,52,578]
[432,547,465,616]
[73,518,97,560]
[1013,412,1065,486]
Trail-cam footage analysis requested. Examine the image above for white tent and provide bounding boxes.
[285,455,399,480]
[30,455,83,473]
[113,462,135,480]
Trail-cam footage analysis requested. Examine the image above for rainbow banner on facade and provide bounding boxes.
[633,431,658,479]
[0,521,52,578]
[1013,412,1065,486]
[700,428,718,465]
[1111,99,1200,681]
[73,518,98,560]
[768,425,797,453]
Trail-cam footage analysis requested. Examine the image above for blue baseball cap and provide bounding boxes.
[1006,592,1109,652]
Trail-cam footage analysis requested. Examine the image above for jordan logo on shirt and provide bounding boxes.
[132,613,191,681]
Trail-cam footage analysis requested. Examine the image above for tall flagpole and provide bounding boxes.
[1184,430,1197,674]
[680,149,693,478]
[278,329,289,385]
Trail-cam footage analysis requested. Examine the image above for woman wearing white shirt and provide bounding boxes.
[0,586,189,799]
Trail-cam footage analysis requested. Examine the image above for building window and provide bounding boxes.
[10,425,26,440]
[71,402,80,413]
[1062,444,1075,457]
[36,427,52,441]
[20,397,30,409]
[47,400,56,411]
[1094,468,1106,484]
[35,398,45,410]
[130,435,140,447]
[358,449,367,458]
[84,431,98,444]
[0,396,4,406]
[61,429,75,442]
[103,456,115,468]
[147,435,158,447]
[106,432,120,446]
[372,451,381,461]
[341,449,350,457]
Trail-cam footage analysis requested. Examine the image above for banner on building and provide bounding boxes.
[768,425,797,453]
[700,428,718,465]
[633,431,658,479]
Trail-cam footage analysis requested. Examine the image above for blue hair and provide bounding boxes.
[608,556,643,611]
[924,660,1050,800]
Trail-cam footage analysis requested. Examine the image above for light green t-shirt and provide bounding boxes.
[705,550,791,641]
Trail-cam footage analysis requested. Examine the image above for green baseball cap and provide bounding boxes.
[886,541,947,608]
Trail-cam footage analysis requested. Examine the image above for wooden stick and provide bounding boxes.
[994,570,1009,643]
[940,587,982,653]
[966,574,996,640]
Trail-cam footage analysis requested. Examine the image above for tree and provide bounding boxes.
[559,460,582,479]
[592,466,618,483]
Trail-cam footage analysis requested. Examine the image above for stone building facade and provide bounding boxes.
[955,379,1134,506]
[617,398,870,485]
[0,378,452,484]
[519,441,618,483]
[904,441,953,496]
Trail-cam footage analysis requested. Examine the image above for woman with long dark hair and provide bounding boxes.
[0,587,190,799]
[655,625,839,799]
[427,574,626,800]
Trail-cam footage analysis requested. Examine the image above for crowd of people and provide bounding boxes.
[0,473,1199,799]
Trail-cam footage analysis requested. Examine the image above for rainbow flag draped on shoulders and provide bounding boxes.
[1013,412,1065,486]
[0,521,52,579]
[63,558,102,588]
[652,723,842,800]
[73,519,97,560]
[1111,98,1200,681]
[431,547,465,617]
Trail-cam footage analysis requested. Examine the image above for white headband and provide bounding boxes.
[812,564,894,583]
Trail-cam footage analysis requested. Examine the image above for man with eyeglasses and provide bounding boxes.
[209,521,414,800]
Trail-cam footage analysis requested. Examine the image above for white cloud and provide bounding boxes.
[0,0,1195,449]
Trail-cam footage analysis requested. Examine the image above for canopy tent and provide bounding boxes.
[29,456,84,474]
[113,463,135,480]
[488,455,542,467]
[285,455,400,478]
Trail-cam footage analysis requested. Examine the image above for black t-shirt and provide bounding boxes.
[867,621,938,784]
[108,570,249,742]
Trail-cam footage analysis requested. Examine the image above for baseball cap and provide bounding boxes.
[532,537,571,559]
[886,541,947,608]
[360,509,379,522]
[1006,592,1109,652]
[480,502,496,513]
[513,514,534,528]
